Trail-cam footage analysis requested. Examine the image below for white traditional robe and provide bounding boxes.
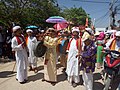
[27,36,37,68]
[11,36,28,82]
[82,71,93,90]
[66,38,80,83]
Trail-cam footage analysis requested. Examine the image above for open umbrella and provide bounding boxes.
[26,25,38,29]
[53,23,68,30]
[46,16,67,23]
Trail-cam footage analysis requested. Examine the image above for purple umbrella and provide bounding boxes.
[46,16,67,23]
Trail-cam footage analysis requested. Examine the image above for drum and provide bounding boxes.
[34,41,47,57]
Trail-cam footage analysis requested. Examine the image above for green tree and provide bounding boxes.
[62,7,91,26]
[0,0,61,28]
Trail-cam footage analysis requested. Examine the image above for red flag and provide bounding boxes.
[85,17,88,27]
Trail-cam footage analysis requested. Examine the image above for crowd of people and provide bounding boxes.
[1,25,120,90]
[0,26,13,60]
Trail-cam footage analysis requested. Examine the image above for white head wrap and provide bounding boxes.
[72,29,80,33]
[26,29,33,33]
[72,27,80,33]
[85,28,94,34]
[40,30,45,33]
[12,26,21,33]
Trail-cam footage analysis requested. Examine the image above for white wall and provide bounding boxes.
[95,28,106,32]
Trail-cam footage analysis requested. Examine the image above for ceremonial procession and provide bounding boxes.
[0,0,120,90]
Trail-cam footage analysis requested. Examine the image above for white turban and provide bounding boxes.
[72,29,80,33]
[116,31,120,36]
[85,28,94,34]
[40,30,45,33]
[12,26,21,33]
[72,28,80,33]
[26,29,33,33]
[85,28,92,31]
[71,27,79,33]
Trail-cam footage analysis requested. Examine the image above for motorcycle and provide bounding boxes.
[103,50,120,90]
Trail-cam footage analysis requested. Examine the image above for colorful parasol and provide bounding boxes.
[46,16,67,23]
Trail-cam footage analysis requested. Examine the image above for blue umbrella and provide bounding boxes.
[26,25,38,29]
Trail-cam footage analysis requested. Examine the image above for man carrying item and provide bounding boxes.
[11,26,28,84]
[66,27,82,87]
[42,28,59,86]
[81,35,97,90]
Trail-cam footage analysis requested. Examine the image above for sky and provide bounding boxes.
[57,0,120,28]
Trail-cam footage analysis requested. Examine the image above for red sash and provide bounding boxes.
[67,38,82,52]
[16,35,26,48]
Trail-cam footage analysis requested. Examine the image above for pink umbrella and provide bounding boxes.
[53,23,68,30]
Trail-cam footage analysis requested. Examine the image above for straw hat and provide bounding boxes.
[82,34,91,41]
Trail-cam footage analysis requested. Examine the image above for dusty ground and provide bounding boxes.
[0,58,104,90]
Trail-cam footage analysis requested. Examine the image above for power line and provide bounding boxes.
[96,18,109,27]
[72,0,120,4]
[113,0,119,5]
[95,13,109,27]
[95,11,109,27]
[114,0,120,3]
[109,0,120,28]
[95,11,109,22]
[72,0,120,28]
[88,7,109,14]
[73,0,110,4]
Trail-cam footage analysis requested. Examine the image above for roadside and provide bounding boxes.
[0,58,104,90]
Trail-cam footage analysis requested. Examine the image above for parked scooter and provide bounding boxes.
[103,50,120,90]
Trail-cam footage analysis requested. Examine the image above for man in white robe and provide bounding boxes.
[66,28,82,87]
[11,26,28,84]
[26,29,38,73]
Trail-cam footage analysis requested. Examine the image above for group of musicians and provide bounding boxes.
[11,26,69,84]
[11,25,96,89]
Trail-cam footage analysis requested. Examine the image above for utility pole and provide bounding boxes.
[109,0,118,29]
[109,0,114,29]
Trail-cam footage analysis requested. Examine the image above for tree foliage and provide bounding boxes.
[0,0,60,28]
[0,0,91,29]
[62,7,91,26]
